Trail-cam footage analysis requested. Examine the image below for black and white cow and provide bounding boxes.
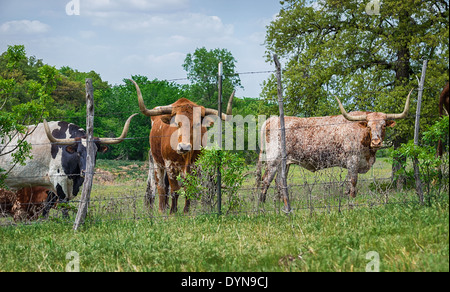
[0,115,136,207]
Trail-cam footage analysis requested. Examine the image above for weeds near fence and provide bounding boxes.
[177,147,248,214]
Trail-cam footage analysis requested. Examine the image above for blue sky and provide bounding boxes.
[0,0,283,98]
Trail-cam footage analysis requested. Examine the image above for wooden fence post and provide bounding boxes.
[413,60,428,205]
[217,62,223,215]
[273,54,291,213]
[73,78,95,231]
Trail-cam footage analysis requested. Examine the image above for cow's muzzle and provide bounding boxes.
[371,139,383,149]
[80,170,86,178]
[177,143,192,155]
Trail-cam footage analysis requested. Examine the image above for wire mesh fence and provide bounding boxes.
[2,153,448,227]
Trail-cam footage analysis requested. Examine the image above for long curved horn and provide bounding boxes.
[44,120,78,145]
[98,114,138,144]
[130,79,173,117]
[385,88,413,120]
[334,96,367,121]
[204,90,235,120]
[226,90,235,116]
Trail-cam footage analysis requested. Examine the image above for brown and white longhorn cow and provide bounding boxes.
[257,89,413,201]
[1,115,136,208]
[131,80,233,214]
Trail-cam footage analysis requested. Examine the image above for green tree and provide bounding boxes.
[263,0,449,176]
[182,47,242,108]
[0,45,53,187]
[53,66,111,125]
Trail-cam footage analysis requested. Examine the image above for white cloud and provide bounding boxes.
[88,11,234,38]
[84,0,189,14]
[0,20,50,34]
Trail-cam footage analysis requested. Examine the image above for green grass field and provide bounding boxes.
[0,158,448,272]
[0,197,448,272]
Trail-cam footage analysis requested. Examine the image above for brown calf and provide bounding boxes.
[0,187,56,221]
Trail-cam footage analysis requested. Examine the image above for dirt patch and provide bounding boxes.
[94,168,116,185]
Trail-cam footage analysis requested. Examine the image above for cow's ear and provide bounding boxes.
[202,115,216,128]
[386,120,396,127]
[99,145,109,153]
[160,115,172,125]
[65,144,77,154]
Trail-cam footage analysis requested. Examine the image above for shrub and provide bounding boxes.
[393,116,449,203]
[177,147,248,214]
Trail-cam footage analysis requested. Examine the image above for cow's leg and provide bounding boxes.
[259,160,280,203]
[154,167,169,213]
[42,191,58,218]
[171,193,179,214]
[167,177,180,214]
[275,164,290,201]
[348,173,358,198]
[144,151,157,209]
[163,173,170,209]
[346,168,358,198]
[183,197,191,214]
[55,184,70,218]
[344,156,359,198]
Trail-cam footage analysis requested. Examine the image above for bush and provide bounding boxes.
[393,116,449,203]
[177,147,248,214]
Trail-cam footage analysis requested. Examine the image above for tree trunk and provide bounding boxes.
[391,10,412,187]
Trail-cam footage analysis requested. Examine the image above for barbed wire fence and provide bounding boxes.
[1,62,449,227]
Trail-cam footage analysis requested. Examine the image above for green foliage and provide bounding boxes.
[0,45,54,187]
[183,47,242,108]
[393,116,449,200]
[177,147,248,213]
[3,45,27,70]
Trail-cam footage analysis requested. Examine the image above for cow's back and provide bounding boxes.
[1,123,55,190]
[262,114,372,171]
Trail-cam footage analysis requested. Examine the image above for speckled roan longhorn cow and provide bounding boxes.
[131,80,233,214]
[256,89,413,202]
[0,116,136,208]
